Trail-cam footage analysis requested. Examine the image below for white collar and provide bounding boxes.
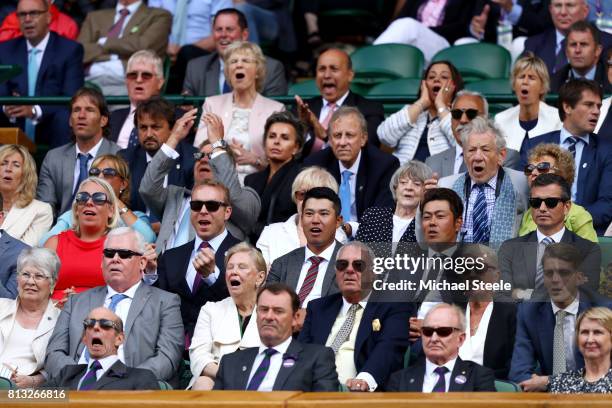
[555,30,566,47]
[455,144,463,158]
[257,336,292,355]
[338,150,362,175]
[340,294,369,315]
[75,137,104,158]
[304,241,337,263]
[571,65,597,81]
[551,292,580,316]
[90,354,120,372]
[323,91,350,108]
[27,31,50,52]
[106,280,141,300]
[560,125,590,142]
[536,227,565,243]
[425,356,457,377]
[194,228,228,252]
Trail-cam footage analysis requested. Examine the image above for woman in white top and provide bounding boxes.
[0,145,52,246]
[494,53,562,152]
[189,243,266,390]
[256,166,348,267]
[0,248,60,388]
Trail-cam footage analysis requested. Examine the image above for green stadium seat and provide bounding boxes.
[465,79,514,96]
[494,379,521,392]
[367,78,421,97]
[158,380,173,390]
[288,79,319,97]
[351,44,425,86]
[0,376,15,389]
[432,43,511,83]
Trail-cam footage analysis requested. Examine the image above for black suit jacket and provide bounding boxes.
[551,60,612,93]
[398,0,476,44]
[213,339,340,391]
[156,233,240,337]
[303,144,399,221]
[386,357,496,391]
[118,142,196,214]
[44,360,159,390]
[479,0,552,43]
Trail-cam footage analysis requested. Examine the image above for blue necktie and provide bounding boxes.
[553,38,567,73]
[471,184,490,243]
[339,170,352,222]
[109,293,128,312]
[74,153,92,196]
[127,126,139,149]
[246,348,278,390]
[172,204,192,249]
[25,48,40,140]
[566,136,578,158]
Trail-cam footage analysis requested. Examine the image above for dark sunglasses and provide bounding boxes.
[335,259,366,272]
[126,71,154,81]
[193,152,206,161]
[83,318,120,331]
[89,167,120,178]
[421,326,460,337]
[75,191,109,206]
[450,108,479,120]
[528,197,567,209]
[524,161,556,176]
[190,200,228,212]
[103,248,142,259]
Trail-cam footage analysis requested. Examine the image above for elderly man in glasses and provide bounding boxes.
[45,307,159,390]
[45,227,183,386]
[387,303,495,392]
[299,241,413,392]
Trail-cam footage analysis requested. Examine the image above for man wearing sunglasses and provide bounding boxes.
[387,303,495,391]
[45,307,159,390]
[299,242,413,392]
[509,242,612,391]
[499,173,600,299]
[45,227,184,386]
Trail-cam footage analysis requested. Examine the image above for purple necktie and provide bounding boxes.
[107,9,130,39]
[79,360,102,390]
[246,348,278,390]
[192,241,211,293]
[432,366,449,392]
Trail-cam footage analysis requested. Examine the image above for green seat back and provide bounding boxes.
[0,376,15,389]
[288,79,319,97]
[158,380,173,390]
[465,79,513,96]
[432,43,511,83]
[494,379,521,392]
[351,44,425,85]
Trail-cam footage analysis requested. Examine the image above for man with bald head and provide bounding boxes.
[294,48,384,154]
[45,307,159,390]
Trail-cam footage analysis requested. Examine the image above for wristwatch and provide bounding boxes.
[119,207,129,215]
[31,107,36,118]
[210,140,227,150]
[437,106,449,114]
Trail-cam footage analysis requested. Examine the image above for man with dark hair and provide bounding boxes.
[499,173,601,299]
[521,78,612,234]
[214,282,339,391]
[37,87,120,215]
[182,7,287,97]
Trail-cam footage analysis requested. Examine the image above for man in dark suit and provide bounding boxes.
[0,204,30,299]
[118,97,196,215]
[520,79,612,234]
[183,8,287,97]
[303,107,399,227]
[499,173,600,297]
[156,180,240,342]
[299,241,413,391]
[294,48,384,152]
[509,242,612,391]
[387,303,496,392]
[523,0,612,76]
[45,307,159,390]
[36,87,121,216]
[214,282,340,391]
[0,0,84,148]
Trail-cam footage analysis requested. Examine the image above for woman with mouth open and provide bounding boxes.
[494,53,562,152]
[193,41,285,183]
[377,60,463,165]
[189,243,266,390]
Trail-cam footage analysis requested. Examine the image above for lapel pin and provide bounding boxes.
[409,378,415,383]
[242,366,247,372]
[372,319,381,332]
[282,358,295,368]
[454,375,467,384]
[130,26,139,34]
[176,164,181,170]
[582,163,587,168]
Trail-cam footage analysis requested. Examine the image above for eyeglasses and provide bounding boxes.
[193,152,207,161]
[421,326,461,337]
[103,248,142,259]
[335,259,366,272]
[16,10,47,20]
[83,318,120,331]
[18,272,49,282]
[524,161,557,176]
[75,192,109,206]
[190,200,227,212]
[89,167,120,178]
[528,197,567,209]
[126,71,154,81]
[450,108,479,120]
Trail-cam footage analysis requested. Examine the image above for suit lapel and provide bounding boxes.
[286,248,305,291]
[123,4,147,38]
[448,358,471,391]
[442,149,454,176]
[522,232,538,286]
[354,301,375,359]
[208,57,221,94]
[238,348,260,389]
[272,340,303,390]
[124,283,151,340]
[36,33,55,92]
[355,148,367,219]
[316,295,343,344]
[321,242,341,296]
[538,302,555,371]
[92,361,129,390]
[404,360,426,391]
[16,38,28,95]
[576,136,596,202]
[63,144,77,200]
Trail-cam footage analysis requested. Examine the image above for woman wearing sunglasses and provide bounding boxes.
[44,177,119,302]
[518,143,597,242]
[378,61,463,164]
[39,154,156,245]
[0,248,60,388]
[494,53,562,152]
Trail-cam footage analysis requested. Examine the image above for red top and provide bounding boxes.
[52,230,106,300]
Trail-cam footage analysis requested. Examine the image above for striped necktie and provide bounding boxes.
[246,348,277,390]
[78,360,102,390]
[297,256,324,306]
[471,184,490,243]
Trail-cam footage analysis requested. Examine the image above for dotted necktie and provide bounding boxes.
[330,303,359,354]
[246,348,277,390]
[552,310,568,375]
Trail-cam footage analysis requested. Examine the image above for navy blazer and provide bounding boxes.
[520,130,612,234]
[299,293,413,389]
[0,230,30,299]
[118,142,196,214]
[156,233,240,337]
[0,32,84,147]
[303,144,399,222]
[108,107,130,143]
[598,104,612,139]
[551,60,612,94]
[509,288,612,382]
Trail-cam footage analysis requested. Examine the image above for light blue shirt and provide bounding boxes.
[560,126,590,201]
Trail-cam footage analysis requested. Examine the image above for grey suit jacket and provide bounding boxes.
[183,52,287,97]
[139,148,261,251]
[0,230,29,299]
[426,147,522,178]
[36,138,121,215]
[267,242,342,298]
[44,283,183,384]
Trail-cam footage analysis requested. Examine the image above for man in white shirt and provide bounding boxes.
[387,303,496,391]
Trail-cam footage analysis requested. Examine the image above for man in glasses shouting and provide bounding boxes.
[299,241,413,392]
[45,307,159,390]
[387,303,495,392]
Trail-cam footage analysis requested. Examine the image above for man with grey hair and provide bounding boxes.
[387,303,495,392]
[299,241,413,392]
[45,227,184,386]
[426,91,521,178]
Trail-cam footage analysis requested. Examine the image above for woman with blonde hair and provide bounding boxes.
[0,144,52,245]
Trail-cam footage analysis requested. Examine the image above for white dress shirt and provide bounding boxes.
[338,151,362,222]
[73,138,104,192]
[459,302,494,365]
[423,357,457,392]
[318,91,350,123]
[246,336,293,391]
[551,294,580,371]
[186,230,228,291]
[296,242,337,307]
[116,104,136,149]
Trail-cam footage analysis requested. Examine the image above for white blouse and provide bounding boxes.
[459,302,494,366]
[0,321,37,377]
